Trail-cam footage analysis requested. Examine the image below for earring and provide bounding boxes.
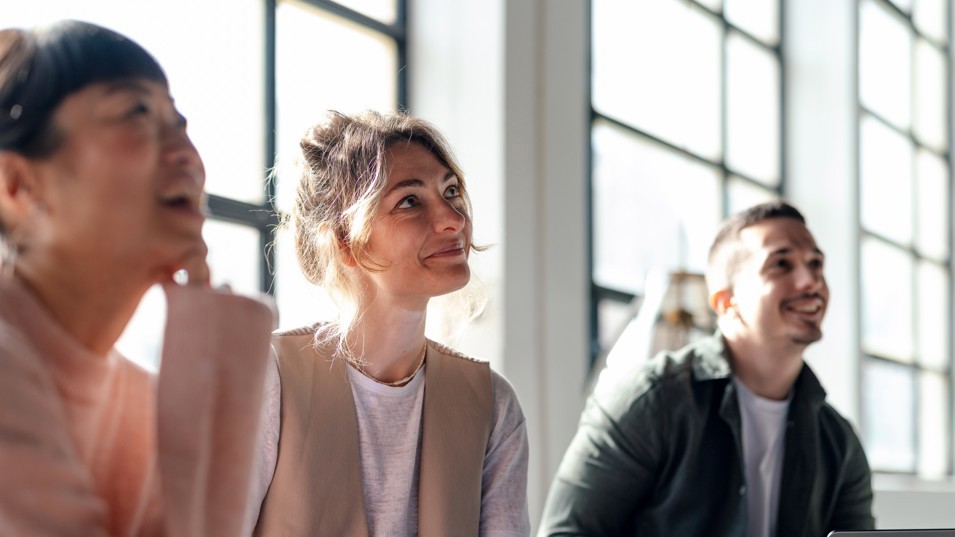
[0,236,17,279]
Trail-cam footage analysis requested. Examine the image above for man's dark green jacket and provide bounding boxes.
[538,333,874,536]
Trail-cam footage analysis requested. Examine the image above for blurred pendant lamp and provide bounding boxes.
[589,266,716,396]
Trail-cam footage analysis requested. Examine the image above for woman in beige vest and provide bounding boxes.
[0,20,275,536]
[249,110,530,536]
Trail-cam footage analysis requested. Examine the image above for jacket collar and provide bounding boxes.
[689,331,734,381]
[692,331,828,409]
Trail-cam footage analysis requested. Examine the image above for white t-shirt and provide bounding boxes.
[733,377,792,537]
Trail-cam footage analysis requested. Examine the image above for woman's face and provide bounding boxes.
[26,78,205,281]
[354,141,472,306]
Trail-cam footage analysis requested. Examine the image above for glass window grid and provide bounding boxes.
[589,0,784,363]
[857,0,954,476]
[211,0,407,296]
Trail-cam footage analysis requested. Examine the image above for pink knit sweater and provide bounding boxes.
[0,278,274,536]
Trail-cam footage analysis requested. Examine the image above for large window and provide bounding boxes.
[857,0,952,478]
[6,0,406,368]
[589,0,784,361]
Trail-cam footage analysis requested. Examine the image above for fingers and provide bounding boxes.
[167,239,211,287]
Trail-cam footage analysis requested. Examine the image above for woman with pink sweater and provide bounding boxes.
[0,20,275,536]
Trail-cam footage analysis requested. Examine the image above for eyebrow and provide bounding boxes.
[767,246,826,258]
[385,171,457,195]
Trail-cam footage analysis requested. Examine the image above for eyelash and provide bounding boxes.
[772,258,824,270]
[397,195,418,209]
[128,102,151,117]
[395,184,463,209]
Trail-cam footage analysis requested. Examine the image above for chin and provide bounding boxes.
[433,273,471,297]
[791,330,823,346]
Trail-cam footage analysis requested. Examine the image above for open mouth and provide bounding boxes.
[783,296,825,318]
[159,191,204,216]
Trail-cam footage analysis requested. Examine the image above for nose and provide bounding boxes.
[433,197,467,233]
[162,125,205,186]
[794,261,825,294]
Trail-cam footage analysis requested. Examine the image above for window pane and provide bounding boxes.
[334,0,398,25]
[696,0,723,10]
[889,0,914,14]
[724,0,779,45]
[919,370,950,478]
[6,0,268,204]
[726,32,780,186]
[914,39,947,151]
[274,0,397,213]
[860,115,913,245]
[861,237,914,362]
[117,286,166,373]
[917,260,949,370]
[863,359,916,472]
[592,121,720,296]
[916,149,949,261]
[204,219,262,295]
[860,0,912,129]
[914,0,948,44]
[727,176,777,215]
[598,297,640,357]
[592,0,722,159]
[272,225,339,331]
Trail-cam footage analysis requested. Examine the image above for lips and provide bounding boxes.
[783,295,825,318]
[158,170,205,217]
[159,190,203,213]
[427,241,467,259]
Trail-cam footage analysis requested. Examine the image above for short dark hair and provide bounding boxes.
[705,200,807,293]
[0,20,167,157]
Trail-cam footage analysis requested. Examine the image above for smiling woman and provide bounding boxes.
[247,110,530,537]
[0,20,275,536]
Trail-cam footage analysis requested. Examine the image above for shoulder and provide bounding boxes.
[270,323,328,368]
[427,339,490,368]
[817,402,867,451]
[0,321,44,382]
[591,339,712,420]
[490,369,525,422]
[273,323,322,339]
[0,322,59,423]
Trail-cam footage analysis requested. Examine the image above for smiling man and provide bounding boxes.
[538,201,874,537]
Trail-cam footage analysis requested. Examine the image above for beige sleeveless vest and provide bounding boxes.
[253,327,493,536]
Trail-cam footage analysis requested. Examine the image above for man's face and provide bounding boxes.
[727,218,828,349]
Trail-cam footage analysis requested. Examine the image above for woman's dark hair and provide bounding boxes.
[0,20,167,157]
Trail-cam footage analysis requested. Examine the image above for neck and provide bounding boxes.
[15,256,152,358]
[723,334,805,400]
[348,298,429,384]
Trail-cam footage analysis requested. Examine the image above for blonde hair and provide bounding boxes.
[290,110,482,356]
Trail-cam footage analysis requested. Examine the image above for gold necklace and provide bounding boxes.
[353,341,428,387]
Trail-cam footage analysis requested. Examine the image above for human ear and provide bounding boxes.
[0,152,44,231]
[338,239,358,268]
[709,288,735,316]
